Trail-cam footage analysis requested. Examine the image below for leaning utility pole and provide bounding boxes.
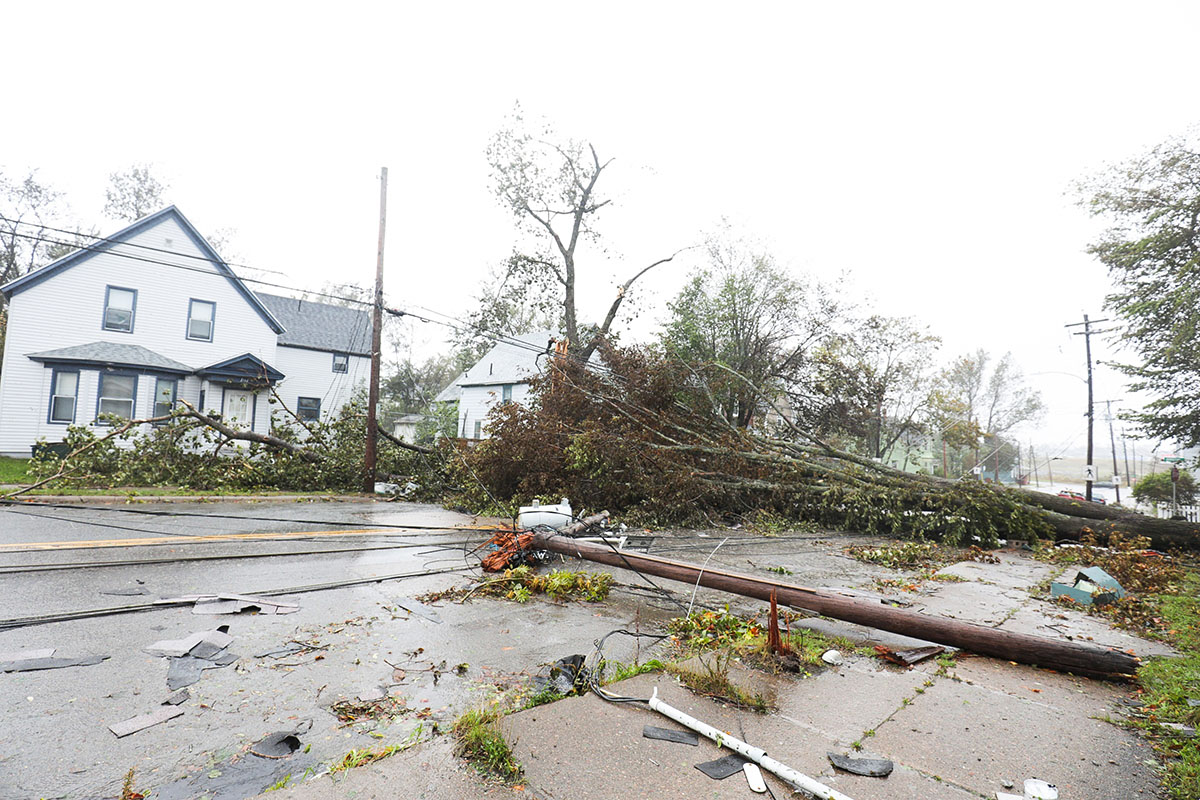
[363,167,388,494]
[1065,314,1108,502]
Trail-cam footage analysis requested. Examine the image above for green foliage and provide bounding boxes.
[26,396,446,494]
[453,708,522,782]
[467,567,613,604]
[1080,134,1200,450]
[1134,470,1197,505]
[451,344,1052,546]
[662,234,842,429]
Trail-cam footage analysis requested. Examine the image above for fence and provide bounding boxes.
[1155,504,1200,523]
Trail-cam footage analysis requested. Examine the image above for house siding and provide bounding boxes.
[457,382,532,439]
[271,346,369,423]
[0,215,279,456]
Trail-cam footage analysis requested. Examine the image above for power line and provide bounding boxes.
[0,214,293,276]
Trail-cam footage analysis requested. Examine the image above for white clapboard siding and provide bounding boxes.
[0,213,279,455]
[270,347,370,422]
[457,382,533,439]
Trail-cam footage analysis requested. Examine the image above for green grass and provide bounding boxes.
[452,708,523,783]
[0,457,30,484]
[1126,573,1200,800]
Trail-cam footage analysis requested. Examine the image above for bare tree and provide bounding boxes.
[488,110,686,359]
[103,163,169,221]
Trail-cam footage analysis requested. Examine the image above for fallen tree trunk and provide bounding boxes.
[532,531,1140,680]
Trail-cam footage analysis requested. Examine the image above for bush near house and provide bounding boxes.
[1134,470,1197,506]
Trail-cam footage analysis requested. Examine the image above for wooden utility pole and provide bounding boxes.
[530,530,1139,679]
[1065,314,1109,502]
[1105,399,1121,504]
[363,167,388,494]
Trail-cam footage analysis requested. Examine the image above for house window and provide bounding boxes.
[97,373,136,421]
[103,286,137,332]
[332,353,349,373]
[187,299,215,341]
[49,371,78,423]
[297,397,321,422]
[473,420,482,439]
[501,384,513,403]
[153,377,177,419]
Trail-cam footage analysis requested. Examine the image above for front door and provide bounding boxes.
[225,389,254,428]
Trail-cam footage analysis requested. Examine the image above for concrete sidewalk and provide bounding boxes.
[257,540,1169,800]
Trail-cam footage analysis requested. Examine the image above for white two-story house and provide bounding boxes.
[0,206,371,457]
[435,330,557,440]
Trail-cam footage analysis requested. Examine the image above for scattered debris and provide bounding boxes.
[695,752,750,780]
[0,648,55,661]
[156,593,299,615]
[873,644,946,667]
[1159,722,1197,737]
[0,654,109,672]
[827,751,894,777]
[644,687,856,799]
[249,731,302,759]
[743,762,768,793]
[329,694,406,724]
[391,597,442,624]
[642,725,700,746]
[821,649,844,666]
[1023,778,1059,799]
[109,706,184,738]
[145,627,233,658]
[1051,566,1126,607]
[100,587,150,596]
[163,689,189,706]
[166,651,238,690]
[535,654,588,695]
[517,498,573,530]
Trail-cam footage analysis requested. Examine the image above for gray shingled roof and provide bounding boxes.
[27,342,193,373]
[458,330,557,387]
[255,293,372,356]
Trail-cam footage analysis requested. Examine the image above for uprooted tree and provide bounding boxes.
[451,344,1200,550]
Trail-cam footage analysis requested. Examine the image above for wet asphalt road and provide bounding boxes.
[0,500,491,800]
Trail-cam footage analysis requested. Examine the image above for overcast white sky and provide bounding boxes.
[5,1,1198,462]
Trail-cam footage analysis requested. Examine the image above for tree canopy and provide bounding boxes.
[103,164,169,221]
[661,237,842,429]
[488,109,684,359]
[1080,132,1200,450]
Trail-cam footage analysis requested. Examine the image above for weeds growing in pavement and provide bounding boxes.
[665,652,771,712]
[453,708,523,782]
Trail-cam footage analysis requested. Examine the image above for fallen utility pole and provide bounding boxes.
[531,529,1139,679]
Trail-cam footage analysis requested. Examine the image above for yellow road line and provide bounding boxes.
[0,527,423,551]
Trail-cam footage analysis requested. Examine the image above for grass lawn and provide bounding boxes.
[0,457,31,484]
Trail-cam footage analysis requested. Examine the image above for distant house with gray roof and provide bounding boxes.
[0,206,370,457]
[440,330,557,439]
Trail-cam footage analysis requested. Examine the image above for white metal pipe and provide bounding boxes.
[647,688,856,800]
